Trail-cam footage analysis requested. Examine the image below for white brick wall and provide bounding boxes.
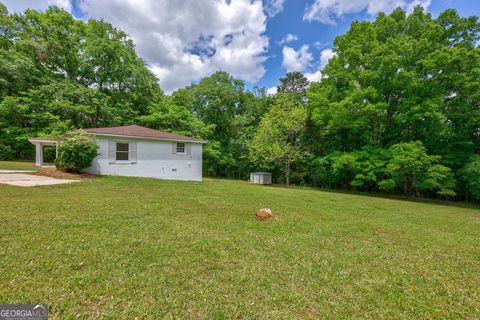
[83,136,203,181]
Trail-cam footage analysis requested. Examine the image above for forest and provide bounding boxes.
[0,3,479,202]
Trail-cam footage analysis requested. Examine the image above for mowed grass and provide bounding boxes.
[0,164,479,319]
[0,160,40,171]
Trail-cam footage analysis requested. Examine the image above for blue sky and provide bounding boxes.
[3,0,480,93]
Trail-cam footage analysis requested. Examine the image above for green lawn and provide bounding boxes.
[0,160,40,171]
[0,163,479,319]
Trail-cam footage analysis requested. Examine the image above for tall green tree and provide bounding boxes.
[180,71,255,177]
[81,19,162,117]
[307,7,480,166]
[14,6,84,80]
[277,71,309,99]
[249,93,307,186]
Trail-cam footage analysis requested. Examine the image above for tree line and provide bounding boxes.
[0,3,479,202]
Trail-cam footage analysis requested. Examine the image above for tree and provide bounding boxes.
[379,141,456,197]
[277,71,309,98]
[179,72,255,177]
[15,6,84,80]
[460,155,480,202]
[307,7,480,165]
[0,3,12,49]
[81,19,163,116]
[249,93,307,186]
[308,147,387,191]
[0,4,164,158]
[138,95,212,138]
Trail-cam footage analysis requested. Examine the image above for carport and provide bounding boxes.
[28,138,59,167]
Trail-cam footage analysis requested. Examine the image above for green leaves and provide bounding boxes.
[460,155,480,201]
[277,71,310,99]
[309,142,455,198]
[55,131,99,173]
[249,93,307,185]
[304,7,479,199]
[308,7,480,166]
[0,5,163,158]
[380,141,456,197]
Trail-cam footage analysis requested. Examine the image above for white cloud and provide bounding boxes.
[50,0,71,11]
[282,47,335,83]
[307,48,336,82]
[282,45,313,72]
[319,48,335,69]
[77,0,269,93]
[264,0,286,18]
[304,0,431,25]
[304,70,322,82]
[278,33,298,46]
[3,0,269,94]
[2,0,72,13]
[266,86,278,95]
[294,49,335,82]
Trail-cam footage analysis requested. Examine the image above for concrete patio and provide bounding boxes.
[0,170,79,187]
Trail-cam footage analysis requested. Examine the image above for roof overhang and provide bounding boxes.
[28,138,58,146]
[83,132,208,144]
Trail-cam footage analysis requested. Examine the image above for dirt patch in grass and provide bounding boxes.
[36,169,95,180]
[372,229,390,235]
[19,162,37,168]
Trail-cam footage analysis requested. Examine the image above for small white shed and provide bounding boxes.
[250,172,272,185]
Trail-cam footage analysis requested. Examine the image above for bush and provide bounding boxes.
[55,132,98,173]
[460,155,480,202]
[0,144,14,160]
[380,141,456,198]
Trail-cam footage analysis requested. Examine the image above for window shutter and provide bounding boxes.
[129,141,137,163]
[172,142,177,154]
[108,140,116,163]
[186,143,191,156]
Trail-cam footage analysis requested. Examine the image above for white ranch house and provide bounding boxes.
[30,125,207,181]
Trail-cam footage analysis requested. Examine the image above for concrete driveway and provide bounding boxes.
[0,170,79,187]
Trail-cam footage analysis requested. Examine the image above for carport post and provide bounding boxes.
[35,143,43,167]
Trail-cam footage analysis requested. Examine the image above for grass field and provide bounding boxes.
[0,160,40,171]
[0,162,479,319]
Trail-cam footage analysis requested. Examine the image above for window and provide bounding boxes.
[116,142,129,161]
[176,142,185,153]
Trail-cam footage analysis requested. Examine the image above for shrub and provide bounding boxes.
[55,132,98,173]
[0,144,14,160]
[380,141,456,198]
[460,155,480,202]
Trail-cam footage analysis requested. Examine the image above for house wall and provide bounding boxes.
[83,136,203,181]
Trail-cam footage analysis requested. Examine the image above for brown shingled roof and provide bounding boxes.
[83,125,206,143]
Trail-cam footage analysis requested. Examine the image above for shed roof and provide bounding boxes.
[83,125,207,143]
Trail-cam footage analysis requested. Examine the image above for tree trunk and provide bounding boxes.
[285,158,290,187]
[94,104,100,127]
